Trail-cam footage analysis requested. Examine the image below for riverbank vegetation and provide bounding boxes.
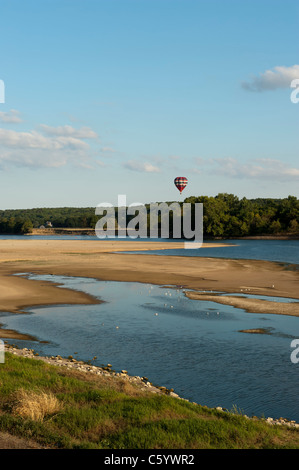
[0,194,298,238]
[1,351,299,449]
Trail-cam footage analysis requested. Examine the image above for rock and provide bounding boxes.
[5,344,299,429]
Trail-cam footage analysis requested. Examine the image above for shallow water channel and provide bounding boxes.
[1,273,299,422]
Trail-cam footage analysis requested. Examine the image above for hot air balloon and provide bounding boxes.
[174,177,188,194]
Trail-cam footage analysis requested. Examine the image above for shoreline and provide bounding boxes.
[21,227,299,239]
[0,239,299,341]
[185,291,299,316]
[4,343,299,429]
[1,239,299,430]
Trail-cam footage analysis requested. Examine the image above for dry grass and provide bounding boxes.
[12,388,63,422]
[3,353,299,449]
[56,367,147,397]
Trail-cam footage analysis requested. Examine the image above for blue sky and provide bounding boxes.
[0,0,298,209]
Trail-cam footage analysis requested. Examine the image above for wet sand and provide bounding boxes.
[185,292,299,316]
[0,239,299,339]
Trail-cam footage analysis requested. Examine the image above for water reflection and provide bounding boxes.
[2,273,299,422]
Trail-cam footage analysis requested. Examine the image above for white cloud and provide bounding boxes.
[0,109,23,123]
[100,146,116,154]
[0,148,68,169]
[96,160,106,167]
[124,160,161,173]
[39,124,98,139]
[242,65,299,92]
[0,124,99,170]
[0,128,89,150]
[204,157,299,181]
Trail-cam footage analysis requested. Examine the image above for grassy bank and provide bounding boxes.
[1,352,299,449]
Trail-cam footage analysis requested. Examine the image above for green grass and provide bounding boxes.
[1,352,299,449]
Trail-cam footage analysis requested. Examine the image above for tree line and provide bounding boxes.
[0,207,98,234]
[0,194,298,237]
[184,194,299,237]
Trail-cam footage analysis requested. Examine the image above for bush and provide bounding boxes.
[12,388,63,422]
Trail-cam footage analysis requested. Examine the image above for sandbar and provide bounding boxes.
[185,292,299,316]
[0,239,299,340]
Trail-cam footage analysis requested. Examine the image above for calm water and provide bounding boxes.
[1,237,299,421]
[1,234,299,264]
[2,271,299,421]
[129,239,299,266]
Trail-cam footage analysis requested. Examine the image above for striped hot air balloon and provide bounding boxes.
[174,176,188,194]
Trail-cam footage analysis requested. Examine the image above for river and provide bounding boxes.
[1,237,299,421]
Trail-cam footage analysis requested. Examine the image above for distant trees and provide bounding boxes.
[0,194,298,237]
[20,220,33,234]
[184,194,299,238]
[0,207,98,234]
[0,216,33,234]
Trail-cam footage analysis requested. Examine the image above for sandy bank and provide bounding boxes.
[185,292,299,316]
[0,239,298,341]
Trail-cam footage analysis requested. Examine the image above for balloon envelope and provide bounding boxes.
[174,176,188,193]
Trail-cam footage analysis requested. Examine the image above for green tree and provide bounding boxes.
[20,220,33,234]
[288,219,299,233]
[269,219,282,234]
